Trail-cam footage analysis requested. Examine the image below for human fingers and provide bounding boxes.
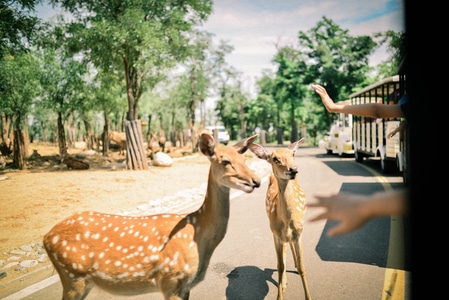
[309,194,335,206]
[327,224,347,237]
[308,212,329,222]
[310,84,322,92]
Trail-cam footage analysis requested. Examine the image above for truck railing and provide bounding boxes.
[349,75,406,179]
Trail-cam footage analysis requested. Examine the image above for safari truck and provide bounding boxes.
[350,75,407,177]
[319,100,354,156]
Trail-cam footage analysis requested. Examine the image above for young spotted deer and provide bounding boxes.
[43,133,261,300]
[249,137,311,300]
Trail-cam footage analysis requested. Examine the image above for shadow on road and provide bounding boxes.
[225,266,284,300]
[322,159,403,177]
[314,182,410,271]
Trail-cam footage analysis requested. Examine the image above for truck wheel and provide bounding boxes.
[402,163,409,184]
[381,157,395,174]
[355,151,363,163]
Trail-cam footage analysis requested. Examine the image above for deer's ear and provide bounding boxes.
[233,134,258,154]
[248,143,269,161]
[199,133,215,158]
[288,137,306,154]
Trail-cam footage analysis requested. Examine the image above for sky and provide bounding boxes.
[199,0,405,90]
[36,0,405,95]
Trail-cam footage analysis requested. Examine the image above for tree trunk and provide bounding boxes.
[146,114,152,138]
[102,110,111,157]
[277,127,283,145]
[13,128,27,169]
[57,112,68,158]
[82,115,96,150]
[12,113,28,170]
[1,113,13,145]
[67,120,76,149]
[42,125,48,142]
[125,120,148,170]
[290,100,298,142]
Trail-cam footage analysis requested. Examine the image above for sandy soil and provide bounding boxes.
[0,142,217,292]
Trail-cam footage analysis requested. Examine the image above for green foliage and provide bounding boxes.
[1,8,406,150]
[38,47,91,116]
[0,0,41,54]
[372,30,407,79]
[0,52,41,127]
[295,17,377,139]
[50,0,213,121]
[251,16,400,144]
[298,17,376,100]
[213,68,255,138]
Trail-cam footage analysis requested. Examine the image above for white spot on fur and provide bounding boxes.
[52,235,59,244]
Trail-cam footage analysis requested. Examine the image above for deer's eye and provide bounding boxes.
[222,160,231,166]
[273,157,281,165]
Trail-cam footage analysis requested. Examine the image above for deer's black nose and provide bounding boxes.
[253,178,261,188]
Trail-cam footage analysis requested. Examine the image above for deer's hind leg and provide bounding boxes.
[49,256,93,300]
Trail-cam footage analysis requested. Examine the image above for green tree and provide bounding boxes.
[297,16,377,132]
[183,30,212,129]
[252,70,277,143]
[0,0,41,54]
[38,44,90,157]
[0,53,41,169]
[92,71,127,156]
[50,0,213,169]
[0,0,41,157]
[373,30,407,79]
[272,47,307,143]
[215,72,251,139]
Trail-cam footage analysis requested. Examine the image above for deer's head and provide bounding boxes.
[199,133,261,193]
[249,137,305,180]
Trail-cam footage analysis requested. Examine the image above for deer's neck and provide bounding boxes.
[187,176,231,286]
[274,176,299,213]
[197,178,231,239]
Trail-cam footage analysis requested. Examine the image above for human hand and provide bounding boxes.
[310,84,328,98]
[387,127,399,138]
[307,192,372,237]
[388,120,405,139]
[310,84,336,112]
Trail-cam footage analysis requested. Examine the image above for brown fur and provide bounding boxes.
[43,134,261,300]
[249,138,311,300]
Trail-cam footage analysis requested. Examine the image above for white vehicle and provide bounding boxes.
[205,125,230,145]
[350,75,407,179]
[319,101,354,156]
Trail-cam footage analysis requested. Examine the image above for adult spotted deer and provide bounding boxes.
[249,137,311,300]
[43,133,261,300]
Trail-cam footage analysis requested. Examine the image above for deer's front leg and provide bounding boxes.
[292,239,312,300]
[274,236,288,300]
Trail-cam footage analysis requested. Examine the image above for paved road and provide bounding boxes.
[9,146,410,299]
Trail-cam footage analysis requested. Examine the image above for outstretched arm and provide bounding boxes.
[388,120,406,138]
[307,189,408,237]
[311,84,405,119]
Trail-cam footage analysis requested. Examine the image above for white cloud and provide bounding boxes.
[201,0,405,84]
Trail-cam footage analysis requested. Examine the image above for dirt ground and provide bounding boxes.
[0,142,220,293]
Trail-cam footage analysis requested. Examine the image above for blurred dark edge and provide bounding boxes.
[405,1,437,298]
